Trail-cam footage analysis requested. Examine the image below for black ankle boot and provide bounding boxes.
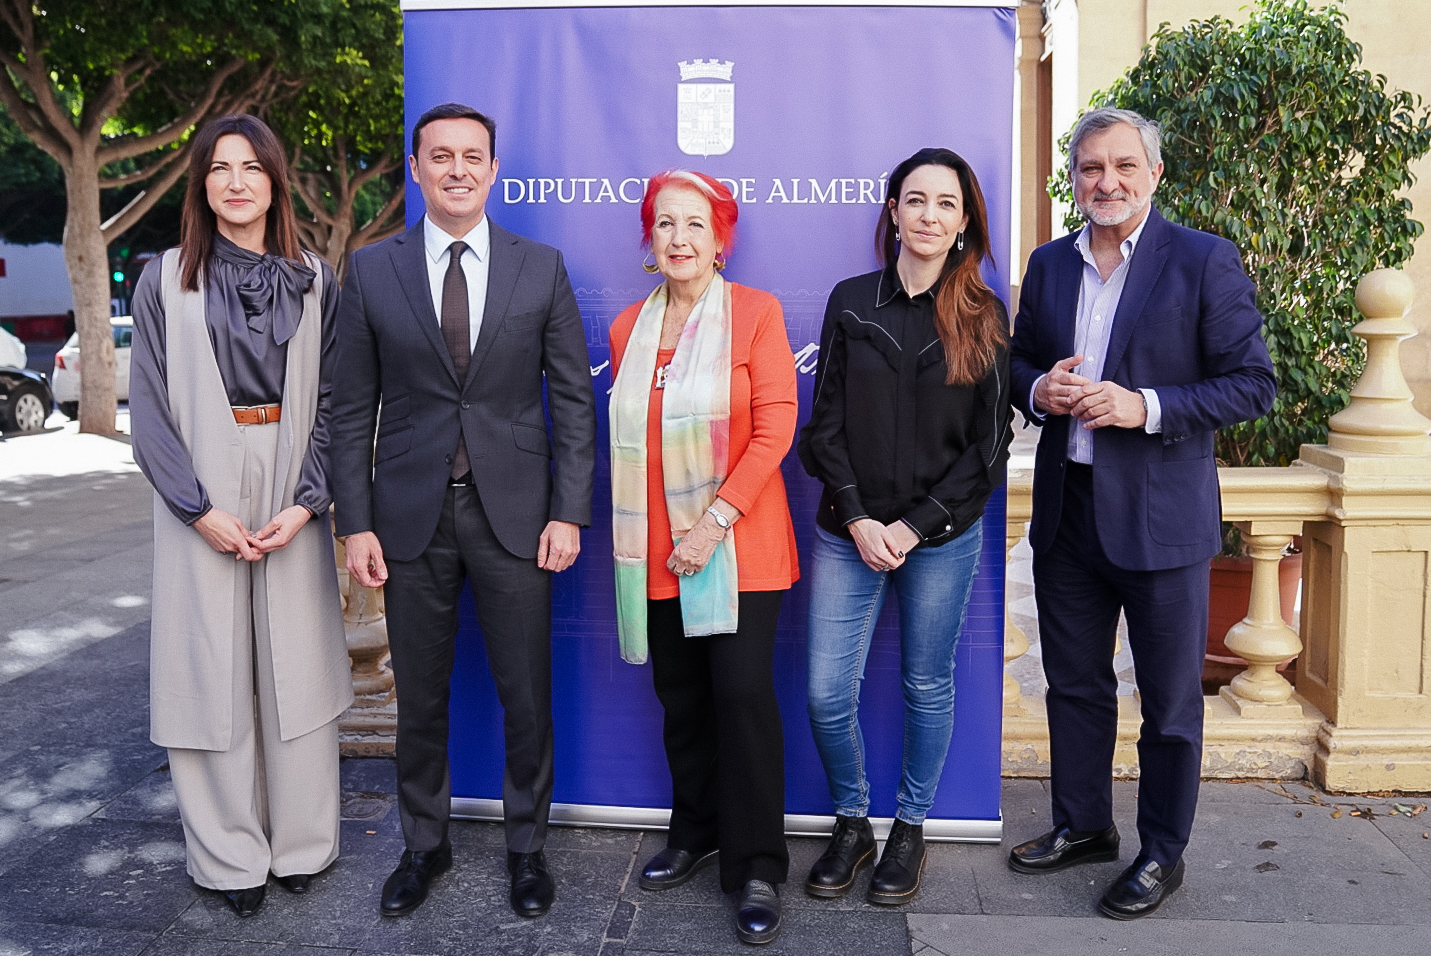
[866,819,925,905]
[805,815,876,899]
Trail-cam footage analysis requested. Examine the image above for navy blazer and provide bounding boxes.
[1010,207,1275,572]
[330,219,597,562]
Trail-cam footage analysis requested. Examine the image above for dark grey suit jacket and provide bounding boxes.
[331,218,596,562]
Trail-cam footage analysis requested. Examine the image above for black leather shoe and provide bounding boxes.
[1098,857,1185,920]
[805,815,876,899]
[508,850,555,917]
[866,819,925,906]
[274,873,312,894]
[735,879,781,945]
[380,844,453,917]
[221,884,265,917]
[1009,825,1120,874]
[639,846,719,891]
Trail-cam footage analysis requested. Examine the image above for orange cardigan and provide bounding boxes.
[609,282,801,599]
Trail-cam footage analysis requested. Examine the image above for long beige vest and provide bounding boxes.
[149,249,353,751]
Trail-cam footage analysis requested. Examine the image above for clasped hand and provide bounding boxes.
[667,511,728,577]
[1034,354,1147,430]
[849,518,920,573]
[194,505,312,562]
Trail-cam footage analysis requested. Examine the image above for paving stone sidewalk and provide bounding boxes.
[2,431,1429,956]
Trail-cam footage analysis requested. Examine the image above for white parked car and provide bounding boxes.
[53,315,132,419]
[0,326,27,370]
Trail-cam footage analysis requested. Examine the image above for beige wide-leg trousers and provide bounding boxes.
[167,421,341,891]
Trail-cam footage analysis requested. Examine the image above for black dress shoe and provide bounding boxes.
[508,850,555,917]
[805,815,876,899]
[1098,857,1185,920]
[866,819,925,906]
[639,846,719,891]
[221,884,266,917]
[735,879,781,945]
[380,844,453,917]
[274,873,312,894]
[1009,825,1120,874]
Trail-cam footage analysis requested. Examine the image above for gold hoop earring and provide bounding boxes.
[714,256,728,272]
[642,253,659,274]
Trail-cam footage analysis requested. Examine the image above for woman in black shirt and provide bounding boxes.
[797,147,1012,906]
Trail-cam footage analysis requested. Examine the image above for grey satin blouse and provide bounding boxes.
[130,235,339,525]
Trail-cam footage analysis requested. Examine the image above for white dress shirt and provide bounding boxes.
[1031,210,1162,464]
[423,214,491,353]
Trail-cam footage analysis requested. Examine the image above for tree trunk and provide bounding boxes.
[325,205,355,281]
[62,156,118,436]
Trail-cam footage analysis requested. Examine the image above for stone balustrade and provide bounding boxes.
[1003,269,1431,791]
[333,533,397,755]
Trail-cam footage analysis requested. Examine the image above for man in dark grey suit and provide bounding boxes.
[332,102,596,919]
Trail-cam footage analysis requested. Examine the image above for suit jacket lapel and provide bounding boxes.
[1054,236,1083,361]
[467,219,524,387]
[391,220,459,385]
[1103,206,1171,381]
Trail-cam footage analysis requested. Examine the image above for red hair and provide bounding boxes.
[639,170,738,252]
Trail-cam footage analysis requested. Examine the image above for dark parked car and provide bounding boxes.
[0,366,54,434]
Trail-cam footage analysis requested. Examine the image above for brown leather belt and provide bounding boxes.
[232,404,282,425]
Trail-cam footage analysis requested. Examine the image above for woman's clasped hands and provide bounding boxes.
[848,517,920,573]
[193,505,312,561]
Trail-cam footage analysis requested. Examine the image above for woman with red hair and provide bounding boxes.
[608,170,798,945]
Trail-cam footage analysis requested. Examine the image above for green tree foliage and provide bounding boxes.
[1050,0,1431,466]
[267,0,404,278]
[0,104,64,244]
[0,1,377,432]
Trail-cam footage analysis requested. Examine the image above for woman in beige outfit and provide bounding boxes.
[130,114,352,918]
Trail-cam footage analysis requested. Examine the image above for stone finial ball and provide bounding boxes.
[1355,269,1414,320]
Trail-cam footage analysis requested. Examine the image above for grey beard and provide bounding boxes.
[1077,191,1151,227]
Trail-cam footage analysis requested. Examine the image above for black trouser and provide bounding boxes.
[1033,462,1208,868]
[648,590,789,893]
[383,484,554,855]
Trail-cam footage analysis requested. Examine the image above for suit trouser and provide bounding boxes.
[383,483,554,854]
[168,422,341,890]
[1032,462,1208,868]
[647,591,789,894]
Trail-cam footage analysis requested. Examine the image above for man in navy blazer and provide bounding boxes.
[332,103,596,920]
[1008,108,1275,919]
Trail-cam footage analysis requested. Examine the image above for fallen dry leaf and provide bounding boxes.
[1332,809,1343,818]
[1257,840,1278,849]
[1255,861,1280,873]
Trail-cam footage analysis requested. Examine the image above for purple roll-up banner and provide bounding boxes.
[402,0,1016,841]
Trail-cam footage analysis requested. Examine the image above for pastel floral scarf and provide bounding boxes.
[610,273,738,664]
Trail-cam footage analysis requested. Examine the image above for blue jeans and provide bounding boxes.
[805,521,982,825]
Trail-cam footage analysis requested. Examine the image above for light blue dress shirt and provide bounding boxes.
[1030,210,1162,464]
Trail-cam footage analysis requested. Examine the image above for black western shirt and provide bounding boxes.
[797,266,1013,548]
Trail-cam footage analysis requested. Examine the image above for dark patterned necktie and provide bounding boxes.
[442,240,472,480]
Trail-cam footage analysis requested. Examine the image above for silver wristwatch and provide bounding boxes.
[706,506,732,530]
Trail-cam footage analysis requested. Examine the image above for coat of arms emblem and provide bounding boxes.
[677,59,735,157]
